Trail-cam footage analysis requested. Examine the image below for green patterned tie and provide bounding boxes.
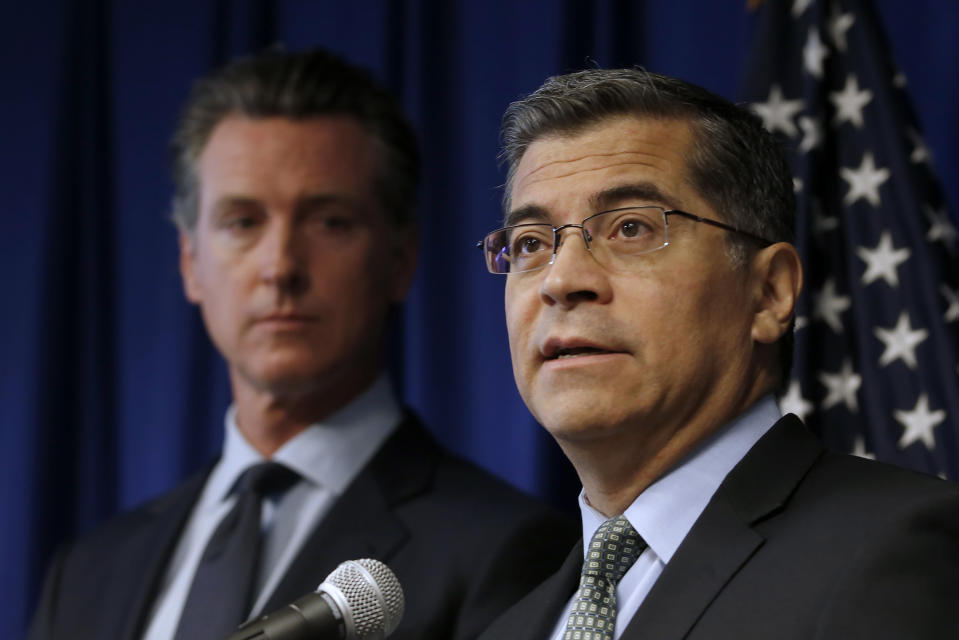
[564,515,645,640]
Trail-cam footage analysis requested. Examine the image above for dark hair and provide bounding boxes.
[171,48,420,231]
[501,68,797,387]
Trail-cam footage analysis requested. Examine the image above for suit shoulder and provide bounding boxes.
[771,450,959,545]
[52,467,208,558]
[380,414,574,518]
[809,451,959,504]
[375,416,579,549]
[434,450,561,510]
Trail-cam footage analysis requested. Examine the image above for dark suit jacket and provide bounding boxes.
[29,415,578,640]
[479,414,959,639]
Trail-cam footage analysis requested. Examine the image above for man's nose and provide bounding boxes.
[538,226,612,308]
[259,220,308,294]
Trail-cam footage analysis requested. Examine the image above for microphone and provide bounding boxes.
[225,558,404,640]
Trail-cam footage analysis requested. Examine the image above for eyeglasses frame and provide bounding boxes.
[477,205,775,275]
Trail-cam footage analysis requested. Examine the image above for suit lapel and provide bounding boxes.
[479,541,583,640]
[262,415,437,611]
[622,492,763,639]
[622,415,823,639]
[263,469,409,608]
[112,469,210,640]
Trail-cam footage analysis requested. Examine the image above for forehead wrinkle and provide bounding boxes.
[515,156,678,207]
[519,149,667,182]
[589,182,683,213]
[513,159,689,218]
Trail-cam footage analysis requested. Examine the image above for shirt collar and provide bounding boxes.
[578,395,782,562]
[206,373,402,505]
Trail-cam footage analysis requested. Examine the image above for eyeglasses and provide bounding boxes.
[477,205,773,275]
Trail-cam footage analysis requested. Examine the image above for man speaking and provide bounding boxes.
[28,48,575,640]
[477,68,959,639]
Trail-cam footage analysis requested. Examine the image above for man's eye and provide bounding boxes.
[322,216,355,230]
[609,217,653,240]
[305,210,358,233]
[224,216,259,231]
[520,237,542,253]
[620,219,644,237]
[512,233,549,255]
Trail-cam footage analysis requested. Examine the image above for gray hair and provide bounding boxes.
[501,68,795,254]
[500,68,797,387]
[171,48,419,232]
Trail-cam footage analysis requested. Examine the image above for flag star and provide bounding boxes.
[830,75,872,128]
[803,28,829,78]
[794,314,809,331]
[941,285,959,323]
[907,128,931,164]
[828,6,855,52]
[813,278,851,333]
[810,199,838,234]
[856,231,910,287]
[792,0,813,17]
[752,85,804,137]
[893,72,907,88]
[798,115,822,153]
[840,152,890,207]
[813,210,839,234]
[779,380,814,422]
[925,205,957,252]
[895,394,945,450]
[874,312,929,369]
[851,436,875,460]
[793,177,803,193]
[819,359,862,412]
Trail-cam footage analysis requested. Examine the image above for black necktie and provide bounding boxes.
[173,462,300,640]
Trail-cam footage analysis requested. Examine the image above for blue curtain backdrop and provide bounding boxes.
[3,1,957,637]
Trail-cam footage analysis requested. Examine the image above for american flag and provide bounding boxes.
[741,0,959,478]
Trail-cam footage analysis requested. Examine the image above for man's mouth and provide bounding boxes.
[541,334,627,360]
[252,312,320,329]
[552,346,609,360]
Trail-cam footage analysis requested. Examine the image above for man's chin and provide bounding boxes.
[231,351,380,403]
[234,360,335,397]
[534,402,634,445]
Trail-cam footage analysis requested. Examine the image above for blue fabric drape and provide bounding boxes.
[4,2,958,638]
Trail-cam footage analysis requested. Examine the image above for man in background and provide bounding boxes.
[29,48,575,640]
[478,68,959,639]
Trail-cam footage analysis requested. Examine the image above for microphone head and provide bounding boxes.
[319,558,405,639]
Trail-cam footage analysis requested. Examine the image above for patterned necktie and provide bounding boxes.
[173,461,300,640]
[564,515,645,640]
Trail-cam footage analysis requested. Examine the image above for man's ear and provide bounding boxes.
[387,223,419,303]
[179,231,202,304]
[750,242,803,344]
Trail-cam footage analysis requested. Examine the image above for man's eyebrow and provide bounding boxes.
[210,195,262,215]
[293,193,356,213]
[589,183,681,212]
[209,194,365,220]
[503,183,682,227]
[504,204,551,227]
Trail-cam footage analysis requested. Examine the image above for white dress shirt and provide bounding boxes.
[548,396,783,640]
[141,374,401,640]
